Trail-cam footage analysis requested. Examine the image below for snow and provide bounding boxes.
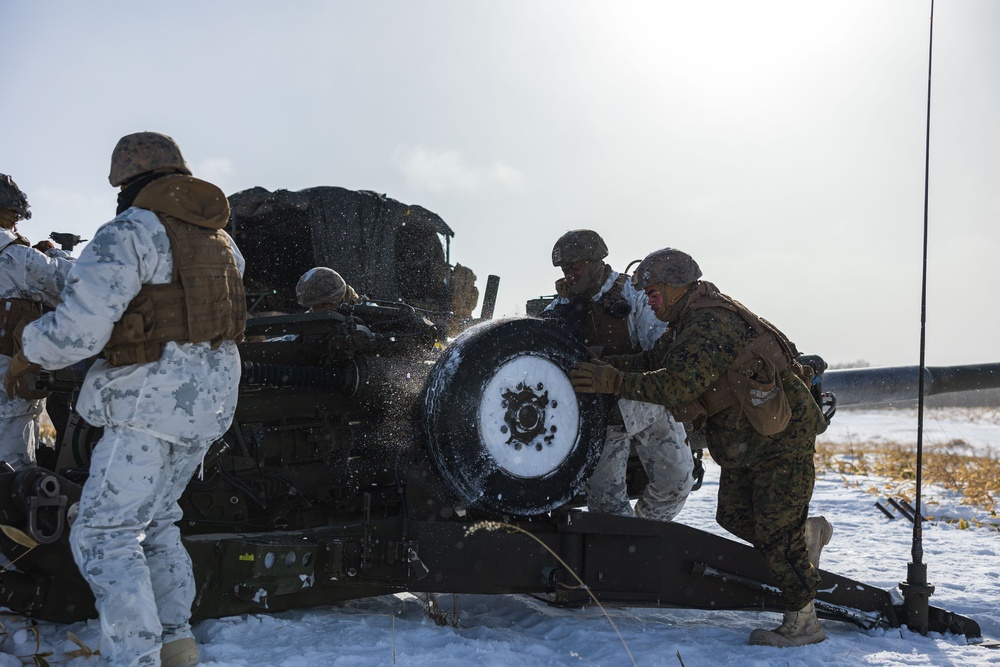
[820,406,1000,456]
[4,409,999,666]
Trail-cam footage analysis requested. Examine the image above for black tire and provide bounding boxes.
[423,317,606,515]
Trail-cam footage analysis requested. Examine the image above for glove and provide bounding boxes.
[4,351,45,400]
[570,360,624,395]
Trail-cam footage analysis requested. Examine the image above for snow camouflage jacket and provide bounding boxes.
[605,288,825,469]
[543,268,666,352]
[0,230,75,419]
[22,185,245,446]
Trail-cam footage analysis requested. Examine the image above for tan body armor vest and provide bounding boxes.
[669,283,810,436]
[579,275,634,355]
[549,273,635,356]
[103,214,247,367]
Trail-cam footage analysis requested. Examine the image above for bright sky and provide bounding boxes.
[4,1,999,367]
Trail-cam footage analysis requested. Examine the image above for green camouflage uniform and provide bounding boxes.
[606,295,826,611]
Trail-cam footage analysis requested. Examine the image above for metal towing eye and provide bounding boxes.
[24,473,68,545]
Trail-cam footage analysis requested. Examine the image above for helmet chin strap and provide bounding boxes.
[664,283,690,305]
[658,282,695,322]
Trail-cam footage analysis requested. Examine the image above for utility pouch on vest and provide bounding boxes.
[666,283,795,436]
[103,291,178,366]
[727,336,791,436]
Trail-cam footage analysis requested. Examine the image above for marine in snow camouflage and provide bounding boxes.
[0,228,75,465]
[21,203,244,666]
[545,265,693,522]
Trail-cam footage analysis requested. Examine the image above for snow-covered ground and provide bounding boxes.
[2,409,998,666]
[820,406,1000,456]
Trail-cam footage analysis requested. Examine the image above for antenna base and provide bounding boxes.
[900,561,935,635]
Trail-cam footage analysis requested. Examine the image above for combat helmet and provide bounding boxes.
[632,248,702,289]
[297,267,348,308]
[109,132,191,187]
[551,229,609,267]
[0,174,31,220]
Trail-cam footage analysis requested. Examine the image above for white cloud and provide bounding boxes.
[392,145,526,194]
[193,157,235,185]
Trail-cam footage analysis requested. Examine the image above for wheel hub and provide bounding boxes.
[500,383,559,451]
[477,355,580,479]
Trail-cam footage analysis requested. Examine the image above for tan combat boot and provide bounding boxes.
[161,637,199,667]
[748,601,825,647]
[804,516,833,570]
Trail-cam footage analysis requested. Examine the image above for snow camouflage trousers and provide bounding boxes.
[715,450,820,611]
[0,352,45,466]
[70,426,212,667]
[0,409,41,466]
[586,402,694,521]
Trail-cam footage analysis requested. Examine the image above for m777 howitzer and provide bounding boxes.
[0,308,997,646]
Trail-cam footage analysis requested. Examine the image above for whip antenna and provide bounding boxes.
[900,0,936,634]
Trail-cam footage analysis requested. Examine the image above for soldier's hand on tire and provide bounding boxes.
[570,360,624,395]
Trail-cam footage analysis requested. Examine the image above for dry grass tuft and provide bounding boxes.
[815,439,999,523]
[38,415,57,449]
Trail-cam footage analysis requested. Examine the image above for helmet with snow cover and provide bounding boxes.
[551,229,609,267]
[108,131,191,187]
[297,267,348,308]
[632,248,702,289]
[0,174,31,220]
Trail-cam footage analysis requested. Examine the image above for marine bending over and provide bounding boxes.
[570,246,834,647]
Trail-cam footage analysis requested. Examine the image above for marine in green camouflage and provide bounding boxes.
[605,290,826,611]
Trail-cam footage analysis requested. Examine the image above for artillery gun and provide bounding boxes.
[0,187,996,644]
[1,308,997,643]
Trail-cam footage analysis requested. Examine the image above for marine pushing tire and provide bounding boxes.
[423,317,607,515]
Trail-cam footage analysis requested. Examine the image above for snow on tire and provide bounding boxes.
[423,317,607,515]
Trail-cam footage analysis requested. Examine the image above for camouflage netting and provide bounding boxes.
[228,186,454,314]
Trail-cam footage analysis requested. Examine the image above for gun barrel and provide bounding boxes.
[822,363,1000,407]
